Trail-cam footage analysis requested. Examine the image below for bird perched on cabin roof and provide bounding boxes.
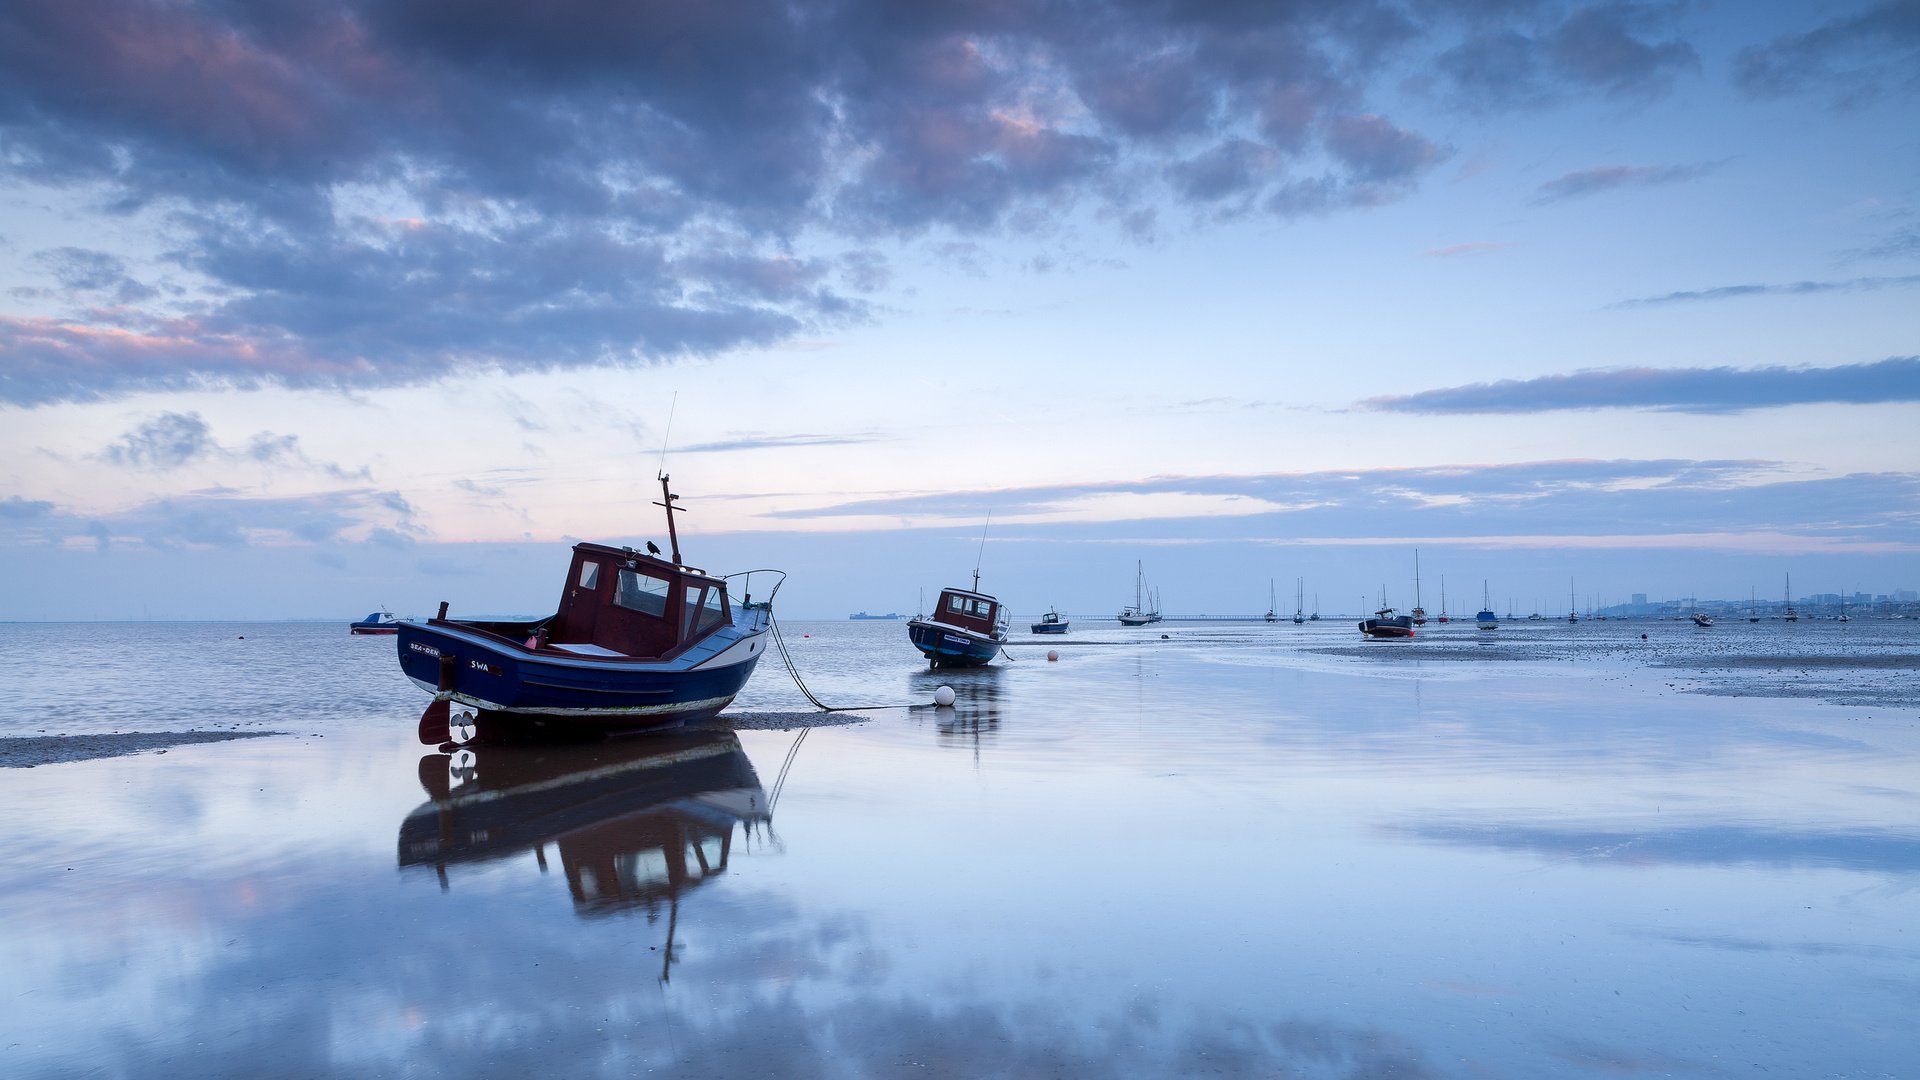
[646,541,661,556]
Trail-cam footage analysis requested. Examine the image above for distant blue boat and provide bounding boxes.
[908,577,1008,667]
[1031,608,1069,634]
[395,477,782,742]
[350,611,399,635]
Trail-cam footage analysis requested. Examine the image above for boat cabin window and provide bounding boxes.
[680,584,731,639]
[578,562,601,590]
[695,585,728,634]
[615,570,672,617]
[945,595,994,619]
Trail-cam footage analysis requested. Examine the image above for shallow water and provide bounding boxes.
[2,617,1917,1078]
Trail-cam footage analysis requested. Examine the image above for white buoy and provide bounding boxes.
[1047,650,1059,662]
[933,685,956,707]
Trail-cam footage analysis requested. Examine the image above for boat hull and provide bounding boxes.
[1031,621,1069,634]
[907,618,1004,667]
[395,618,767,728]
[1359,617,1414,638]
[350,625,398,635]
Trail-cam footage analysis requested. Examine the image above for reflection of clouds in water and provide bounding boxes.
[1388,823,1920,875]
[1631,929,1920,960]
[43,869,1443,1078]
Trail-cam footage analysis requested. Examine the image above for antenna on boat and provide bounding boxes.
[972,511,992,593]
[652,393,686,565]
[656,391,679,480]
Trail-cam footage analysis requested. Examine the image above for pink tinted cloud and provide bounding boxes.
[0,315,370,403]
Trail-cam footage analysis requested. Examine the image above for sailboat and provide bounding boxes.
[1476,582,1498,630]
[1265,579,1278,623]
[1838,590,1850,622]
[1118,562,1159,626]
[1410,551,1427,625]
[1567,579,1578,623]
[1748,589,1760,623]
[1783,573,1798,622]
[1310,594,1320,621]
[1436,576,1450,624]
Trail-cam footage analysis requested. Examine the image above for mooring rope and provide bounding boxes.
[768,613,924,713]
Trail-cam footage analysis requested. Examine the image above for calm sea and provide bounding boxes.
[2,617,1916,1078]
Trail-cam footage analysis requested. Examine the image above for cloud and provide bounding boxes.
[0,0,1698,406]
[12,247,159,305]
[1433,1,1699,108]
[4,486,419,551]
[96,410,369,478]
[1361,357,1920,414]
[753,460,1920,556]
[1394,822,1920,876]
[1419,241,1513,257]
[0,495,56,520]
[1854,224,1920,262]
[103,411,217,469]
[1733,2,1920,104]
[1611,274,1920,307]
[677,432,891,454]
[1532,161,1718,203]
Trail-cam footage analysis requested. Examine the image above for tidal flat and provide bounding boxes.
[1,618,1915,1078]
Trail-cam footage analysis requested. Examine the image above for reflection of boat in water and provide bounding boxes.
[350,610,399,634]
[398,730,770,924]
[395,476,782,741]
[1031,608,1069,634]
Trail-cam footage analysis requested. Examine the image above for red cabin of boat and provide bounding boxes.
[931,588,1000,634]
[542,543,733,661]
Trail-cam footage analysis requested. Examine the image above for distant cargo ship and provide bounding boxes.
[848,611,903,620]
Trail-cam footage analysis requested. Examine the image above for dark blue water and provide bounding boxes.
[2,618,1916,1077]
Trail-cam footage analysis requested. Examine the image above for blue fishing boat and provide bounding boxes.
[1031,608,1069,634]
[908,582,1009,666]
[396,476,782,743]
[350,610,399,635]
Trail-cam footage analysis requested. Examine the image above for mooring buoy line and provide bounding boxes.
[768,614,933,712]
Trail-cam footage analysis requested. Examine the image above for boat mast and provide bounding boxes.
[654,474,685,565]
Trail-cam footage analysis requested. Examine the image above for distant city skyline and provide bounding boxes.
[3,1,1916,619]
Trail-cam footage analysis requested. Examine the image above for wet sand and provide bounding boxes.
[0,730,282,768]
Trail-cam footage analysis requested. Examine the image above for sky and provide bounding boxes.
[2,0,1917,620]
